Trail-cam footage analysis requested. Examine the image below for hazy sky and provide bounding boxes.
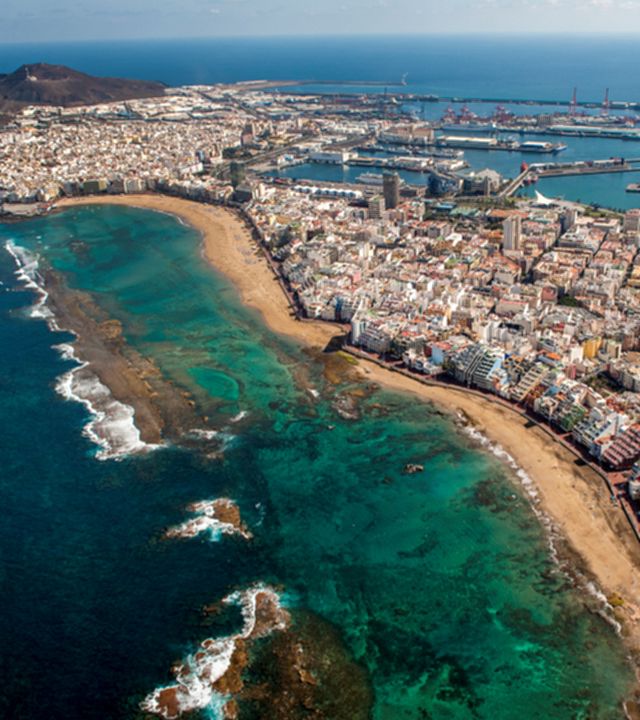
[4,0,640,42]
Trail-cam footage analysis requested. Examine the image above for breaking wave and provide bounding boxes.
[5,240,55,323]
[184,428,237,451]
[460,417,623,635]
[54,343,161,461]
[165,499,253,542]
[141,585,289,719]
[5,240,160,461]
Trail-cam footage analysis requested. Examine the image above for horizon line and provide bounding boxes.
[3,30,640,46]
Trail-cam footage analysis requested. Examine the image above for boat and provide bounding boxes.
[440,122,498,133]
[518,141,568,154]
[626,183,640,193]
[424,148,465,160]
[356,172,385,185]
[356,172,406,186]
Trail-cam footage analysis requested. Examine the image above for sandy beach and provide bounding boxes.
[58,194,640,660]
[58,194,341,348]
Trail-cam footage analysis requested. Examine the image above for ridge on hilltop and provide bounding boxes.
[0,63,166,115]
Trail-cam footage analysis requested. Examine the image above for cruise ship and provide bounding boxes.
[356,173,406,186]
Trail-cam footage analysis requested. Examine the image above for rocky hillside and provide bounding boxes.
[0,63,165,112]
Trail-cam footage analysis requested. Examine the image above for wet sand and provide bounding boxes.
[58,195,640,660]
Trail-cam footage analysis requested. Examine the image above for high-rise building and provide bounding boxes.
[503,215,522,252]
[561,208,577,233]
[624,209,640,233]
[368,195,385,219]
[383,172,400,210]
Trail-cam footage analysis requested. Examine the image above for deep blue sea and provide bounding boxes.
[4,34,638,208]
[3,35,640,208]
[2,35,640,102]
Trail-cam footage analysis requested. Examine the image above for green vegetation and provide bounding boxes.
[336,350,359,366]
[558,296,581,308]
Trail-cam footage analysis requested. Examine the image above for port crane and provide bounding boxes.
[569,87,578,116]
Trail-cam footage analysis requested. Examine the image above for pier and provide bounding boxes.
[538,163,639,178]
[267,81,640,111]
[498,168,533,198]
[500,158,640,197]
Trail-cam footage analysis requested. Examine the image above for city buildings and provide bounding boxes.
[503,215,522,252]
[4,81,640,476]
[383,172,400,210]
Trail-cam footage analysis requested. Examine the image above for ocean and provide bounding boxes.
[2,34,640,101]
[0,204,635,719]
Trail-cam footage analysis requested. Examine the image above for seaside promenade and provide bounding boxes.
[218,192,640,546]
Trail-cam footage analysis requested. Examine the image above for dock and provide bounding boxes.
[500,158,640,197]
[265,81,640,111]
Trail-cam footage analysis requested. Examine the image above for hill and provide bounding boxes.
[0,63,165,114]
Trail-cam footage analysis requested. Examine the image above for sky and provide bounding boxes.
[4,0,640,42]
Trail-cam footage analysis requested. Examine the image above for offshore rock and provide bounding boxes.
[239,610,372,720]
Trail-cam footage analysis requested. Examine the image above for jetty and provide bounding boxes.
[500,158,640,197]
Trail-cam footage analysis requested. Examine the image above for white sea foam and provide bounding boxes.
[230,410,248,423]
[55,355,161,461]
[4,241,161,462]
[141,585,288,719]
[52,342,77,361]
[584,580,624,635]
[186,428,237,451]
[165,499,252,542]
[5,240,55,323]
[187,429,220,441]
[459,416,623,634]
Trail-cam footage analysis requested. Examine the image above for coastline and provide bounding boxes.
[4,219,221,457]
[56,195,640,656]
[56,195,342,349]
[41,269,193,448]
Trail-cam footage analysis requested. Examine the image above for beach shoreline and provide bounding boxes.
[56,194,640,662]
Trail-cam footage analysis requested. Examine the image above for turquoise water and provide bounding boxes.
[0,205,635,719]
